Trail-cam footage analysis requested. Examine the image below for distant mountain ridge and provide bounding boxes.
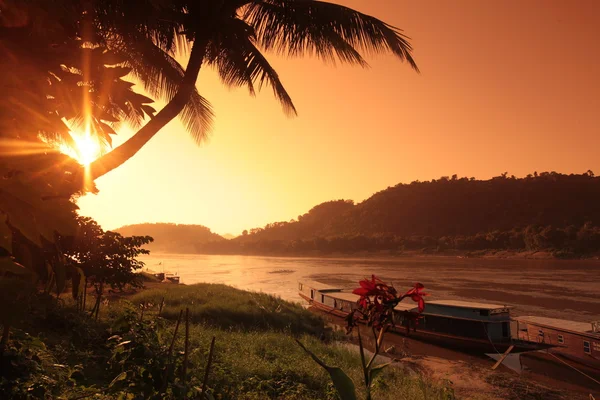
[200,171,600,257]
[116,172,600,257]
[231,171,600,239]
[115,223,224,254]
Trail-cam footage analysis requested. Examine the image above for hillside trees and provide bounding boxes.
[193,172,600,257]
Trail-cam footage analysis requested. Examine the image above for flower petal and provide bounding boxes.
[418,298,425,313]
[352,287,369,296]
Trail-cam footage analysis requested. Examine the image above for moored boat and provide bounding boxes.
[298,280,553,354]
[515,315,600,373]
[164,273,180,284]
[150,271,180,284]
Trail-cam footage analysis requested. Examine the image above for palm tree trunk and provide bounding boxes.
[88,39,208,180]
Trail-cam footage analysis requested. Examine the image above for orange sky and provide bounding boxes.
[77,0,600,236]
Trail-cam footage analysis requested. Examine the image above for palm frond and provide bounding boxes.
[244,0,418,71]
[123,36,214,144]
[92,0,186,55]
[206,19,296,115]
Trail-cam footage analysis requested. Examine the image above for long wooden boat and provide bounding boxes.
[298,280,553,354]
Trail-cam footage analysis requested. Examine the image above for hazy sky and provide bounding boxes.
[78,0,600,235]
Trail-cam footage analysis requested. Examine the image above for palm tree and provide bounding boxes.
[0,0,210,156]
[87,0,419,179]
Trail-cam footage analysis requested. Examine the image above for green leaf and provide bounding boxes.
[108,371,127,388]
[369,362,392,383]
[0,213,12,253]
[327,367,357,400]
[296,340,357,400]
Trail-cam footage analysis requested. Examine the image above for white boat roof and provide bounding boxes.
[428,300,512,311]
[394,301,419,312]
[326,292,360,302]
[517,316,599,336]
[300,280,342,291]
[325,292,421,309]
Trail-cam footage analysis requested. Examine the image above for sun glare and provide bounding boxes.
[68,129,101,166]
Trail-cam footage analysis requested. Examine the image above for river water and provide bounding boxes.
[140,254,600,323]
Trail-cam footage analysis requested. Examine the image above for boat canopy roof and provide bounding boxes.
[300,280,342,292]
[428,300,512,311]
[394,302,419,312]
[517,316,600,337]
[326,292,360,302]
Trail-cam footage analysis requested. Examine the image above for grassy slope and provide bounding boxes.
[2,284,454,399]
[128,284,454,399]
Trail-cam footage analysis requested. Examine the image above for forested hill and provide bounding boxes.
[201,172,600,257]
[115,223,225,253]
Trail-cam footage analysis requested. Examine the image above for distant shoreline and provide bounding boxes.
[142,248,600,261]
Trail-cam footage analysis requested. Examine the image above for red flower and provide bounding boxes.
[352,275,397,311]
[347,277,428,334]
[402,282,427,312]
[352,275,380,297]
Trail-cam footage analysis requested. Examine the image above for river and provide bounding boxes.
[139,254,600,323]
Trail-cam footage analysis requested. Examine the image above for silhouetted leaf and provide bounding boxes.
[0,190,42,246]
[101,50,129,65]
[0,257,32,276]
[71,266,85,300]
[99,121,117,136]
[141,104,156,117]
[105,66,132,79]
[369,362,392,383]
[0,213,12,253]
[109,371,128,388]
[296,340,357,400]
[54,260,66,296]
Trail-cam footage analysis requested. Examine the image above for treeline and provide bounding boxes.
[115,223,224,253]
[197,223,600,257]
[205,171,600,257]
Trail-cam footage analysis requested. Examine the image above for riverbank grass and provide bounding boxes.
[2,283,455,399]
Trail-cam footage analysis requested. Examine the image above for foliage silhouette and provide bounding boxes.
[61,217,153,319]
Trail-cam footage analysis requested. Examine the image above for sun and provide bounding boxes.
[68,129,101,166]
